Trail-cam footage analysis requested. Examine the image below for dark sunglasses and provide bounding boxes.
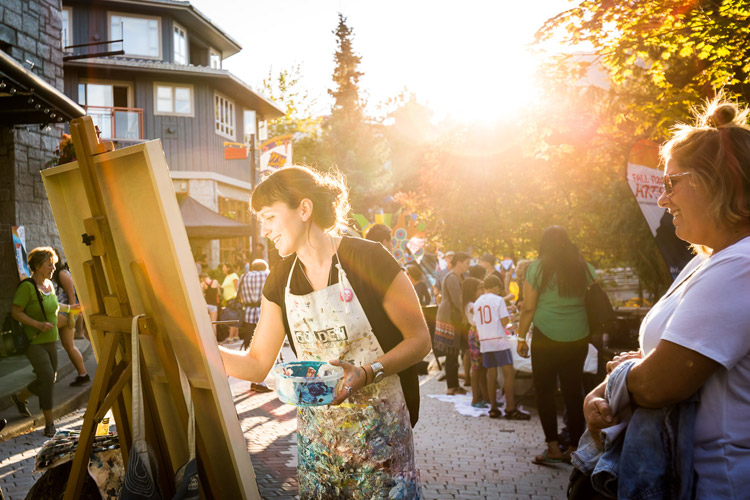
[662,171,692,196]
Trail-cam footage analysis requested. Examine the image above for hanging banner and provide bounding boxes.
[259,135,293,177]
[626,140,692,279]
[223,141,249,160]
[12,225,30,280]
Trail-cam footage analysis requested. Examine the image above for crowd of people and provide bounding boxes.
[6,97,749,500]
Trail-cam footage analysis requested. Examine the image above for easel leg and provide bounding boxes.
[63,331,122,500]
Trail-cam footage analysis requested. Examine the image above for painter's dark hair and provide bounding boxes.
[251,165,350,234]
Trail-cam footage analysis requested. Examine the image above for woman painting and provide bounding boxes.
[583,99,750,498]
[219,166,430,499]
[517,226,595,464]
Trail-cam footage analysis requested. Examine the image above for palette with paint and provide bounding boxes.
[273,361,344,406]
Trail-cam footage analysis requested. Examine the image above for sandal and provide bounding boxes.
[471,401,489,408]
[504,408,531,421]
[488,409,502,419]
[532,450,563,465]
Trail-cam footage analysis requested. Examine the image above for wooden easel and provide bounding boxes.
[42,116,261,499]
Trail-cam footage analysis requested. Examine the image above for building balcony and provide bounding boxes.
[83,105,143,141]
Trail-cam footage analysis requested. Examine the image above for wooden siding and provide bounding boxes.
[65,67,254,183]
[63,3,266,185]
[67,3,215,65]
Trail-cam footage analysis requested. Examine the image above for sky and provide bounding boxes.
[188,0,575,123]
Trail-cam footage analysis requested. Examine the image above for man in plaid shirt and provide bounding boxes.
[238,259,269,347]
[237,259,272,392]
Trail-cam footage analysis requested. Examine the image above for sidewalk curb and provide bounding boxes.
[0,339,93,412]
[0,354,96,442]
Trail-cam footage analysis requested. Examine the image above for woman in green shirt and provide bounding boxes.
[10,247,79,437]
[516,226,594,465]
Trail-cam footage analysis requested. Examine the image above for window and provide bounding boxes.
[173,23,187,64]
[215,92,235,139]
[154,83,193,116]
[209,48,221,69]
[243,109,256,144]
[258,120,268,141]
[77,81,138,139]
[109,13,160,58]
[219,197,251,264]
[62,8,72,51]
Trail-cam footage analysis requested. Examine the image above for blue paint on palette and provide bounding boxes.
[273,361,343,407]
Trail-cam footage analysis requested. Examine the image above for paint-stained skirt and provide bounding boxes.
[296,379,422,500]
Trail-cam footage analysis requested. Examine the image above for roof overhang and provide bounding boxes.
[179,195,252,239]
[66,57,284,119]
[0,50,85,127]
[66,0,242,58]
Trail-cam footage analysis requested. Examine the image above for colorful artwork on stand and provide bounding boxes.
[260,135,293,178]
[12,226,30,280]
[352,213,427,266]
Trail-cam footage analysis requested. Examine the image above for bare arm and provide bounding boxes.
[218,295,286,382]
[12,304,53,332]
[516,281,538,358]
[58,270,77,305]
[373,271,432,374]
[332,272,431,404]
[627,339,719,408]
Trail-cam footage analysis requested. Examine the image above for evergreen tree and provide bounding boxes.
[325,13,389,212]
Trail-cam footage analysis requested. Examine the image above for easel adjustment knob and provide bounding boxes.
[82,233,96,246]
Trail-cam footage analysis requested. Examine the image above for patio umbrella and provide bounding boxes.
[179,196,252,239]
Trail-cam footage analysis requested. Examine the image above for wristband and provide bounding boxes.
[518,337,527,343]
[62,304,70,313]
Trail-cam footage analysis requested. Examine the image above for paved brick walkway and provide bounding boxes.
[1,366,572,499]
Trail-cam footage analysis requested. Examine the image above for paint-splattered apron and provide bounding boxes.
[285,252,422,500]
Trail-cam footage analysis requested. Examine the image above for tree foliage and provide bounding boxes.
[324,13,389,212]
[260,65,323,166]
[536,0,750,137]
[527,0,750,294]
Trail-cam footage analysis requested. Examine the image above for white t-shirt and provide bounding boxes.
[466,301,476,327]
[473,293,510,353]
[639,237,750,498]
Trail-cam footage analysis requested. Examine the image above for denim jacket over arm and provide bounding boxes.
[572,360,698,500]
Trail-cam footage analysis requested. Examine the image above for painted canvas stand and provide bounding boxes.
[41,116,260,499]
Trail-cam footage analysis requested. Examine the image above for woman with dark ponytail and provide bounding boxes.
[516,226,595,465]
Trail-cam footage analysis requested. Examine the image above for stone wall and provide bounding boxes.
[0,0,65,312]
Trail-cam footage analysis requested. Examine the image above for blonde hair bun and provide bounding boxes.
[711,103,738,127]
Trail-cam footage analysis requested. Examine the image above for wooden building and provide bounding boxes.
[61,0,283,267]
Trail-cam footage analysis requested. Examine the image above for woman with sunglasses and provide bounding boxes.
[579,99,750,498]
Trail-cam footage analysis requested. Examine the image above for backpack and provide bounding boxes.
[9,278,48,354]
[3,312,26,355]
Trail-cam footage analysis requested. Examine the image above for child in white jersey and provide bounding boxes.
[473,275,530,420]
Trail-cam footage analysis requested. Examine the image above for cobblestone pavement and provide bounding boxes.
[1,366,572,499]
